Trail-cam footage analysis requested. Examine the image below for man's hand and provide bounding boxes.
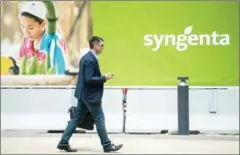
[105,72,114,80]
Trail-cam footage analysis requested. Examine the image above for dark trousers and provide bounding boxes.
[59,99,111,149]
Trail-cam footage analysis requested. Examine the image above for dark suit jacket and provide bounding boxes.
[74,51,106,103]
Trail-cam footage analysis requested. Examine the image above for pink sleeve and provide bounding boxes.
[17,38,27,60]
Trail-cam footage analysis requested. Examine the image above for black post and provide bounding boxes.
[177,77,189,135]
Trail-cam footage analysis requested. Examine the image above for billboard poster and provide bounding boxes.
[92,1,239,86]
[1,1,89,85]
[1,1,239,86]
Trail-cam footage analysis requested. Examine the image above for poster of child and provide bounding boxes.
[17,1,68,75]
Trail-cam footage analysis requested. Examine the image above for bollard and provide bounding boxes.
[122,88,128,133]
[177,77,189,135]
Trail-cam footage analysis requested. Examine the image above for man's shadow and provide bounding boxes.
[58,147,121,153]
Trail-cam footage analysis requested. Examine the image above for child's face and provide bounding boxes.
[20,16,45,40]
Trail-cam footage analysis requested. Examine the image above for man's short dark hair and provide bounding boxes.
[89,36,104,49]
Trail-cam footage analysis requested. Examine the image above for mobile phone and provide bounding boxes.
[110,73,115,78]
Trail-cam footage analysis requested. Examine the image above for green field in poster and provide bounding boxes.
[92,1,239,86]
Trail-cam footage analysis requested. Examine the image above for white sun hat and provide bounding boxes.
[20,1,47,20]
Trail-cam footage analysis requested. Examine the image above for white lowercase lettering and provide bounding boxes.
[143,25,230,52]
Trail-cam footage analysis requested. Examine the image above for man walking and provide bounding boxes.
[57,36,123,153]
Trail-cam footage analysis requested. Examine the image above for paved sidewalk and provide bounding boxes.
[1,131,239,154]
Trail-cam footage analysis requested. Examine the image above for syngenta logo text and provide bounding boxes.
[144,26,230,52]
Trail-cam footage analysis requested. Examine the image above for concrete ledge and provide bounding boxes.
[1,75,77,85]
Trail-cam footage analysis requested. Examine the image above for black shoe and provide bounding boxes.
[57,143,78,152]
[104,144,123,153]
